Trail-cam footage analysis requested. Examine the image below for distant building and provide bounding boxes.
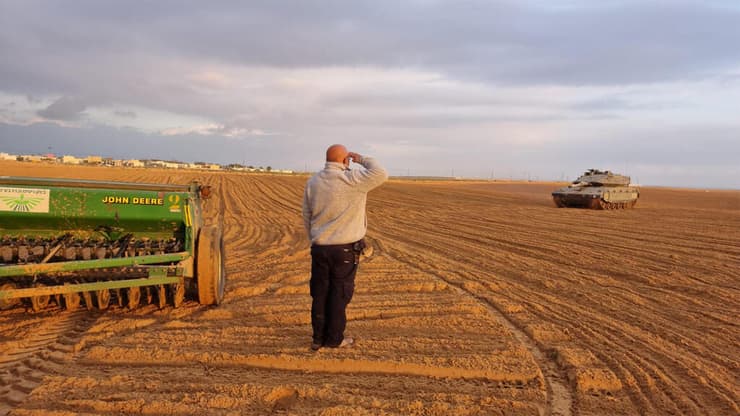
[103,158,123,167]
[0,152,17,161]
[146,160,186,169]
[20,154,43,162]
[124,159,144,168]
[86,155,103,164]
[62,155,82,165]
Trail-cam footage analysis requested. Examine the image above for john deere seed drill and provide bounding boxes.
[0,177,225,312]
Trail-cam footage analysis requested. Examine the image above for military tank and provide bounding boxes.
[552,169,639,210]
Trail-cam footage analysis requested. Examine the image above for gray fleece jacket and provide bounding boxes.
[302,156,388,245]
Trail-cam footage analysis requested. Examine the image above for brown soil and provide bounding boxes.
[1,160,738,415]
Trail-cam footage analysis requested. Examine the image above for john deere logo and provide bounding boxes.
[168,194,181,205]
[168,194,182,213]
[0,187,50,213]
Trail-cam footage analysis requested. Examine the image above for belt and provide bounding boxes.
[311,241,357,248]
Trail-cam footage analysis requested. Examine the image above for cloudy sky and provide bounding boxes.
[1,0,739,188]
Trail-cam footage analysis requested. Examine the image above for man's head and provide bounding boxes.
[326,144,349,168]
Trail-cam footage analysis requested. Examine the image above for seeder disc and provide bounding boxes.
[64,292,81,311]
[0,283,20,310]
[30,284,50,312]
[127,287,141,309]
[144,287,153,305]
[82,291,94,311]
[96,289,110,310]
[157,285,167,309]
[172,281,185,308]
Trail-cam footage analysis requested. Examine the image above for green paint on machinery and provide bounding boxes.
[0,177,226,312]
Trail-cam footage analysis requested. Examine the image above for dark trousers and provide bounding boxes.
[310,243,358,347]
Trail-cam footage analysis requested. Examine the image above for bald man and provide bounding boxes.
[302,144,388,350]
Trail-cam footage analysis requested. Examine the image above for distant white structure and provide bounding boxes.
[3,150,286,174]
[124,159,144,168]
[20,154,43,162]
[61,155,82,164]
[147,160,183,169]
[103,158,123,167]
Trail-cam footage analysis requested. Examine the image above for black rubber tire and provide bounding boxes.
[196,226,226,305]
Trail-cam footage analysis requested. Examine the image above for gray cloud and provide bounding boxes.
[113,110,137,118]
[37,96,89,120]
[1,1,739,91]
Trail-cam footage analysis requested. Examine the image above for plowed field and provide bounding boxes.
[1,161,738,416]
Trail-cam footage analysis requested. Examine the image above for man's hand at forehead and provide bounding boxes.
[347,152,362,163]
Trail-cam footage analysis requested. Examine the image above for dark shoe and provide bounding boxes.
[310,342,322,351]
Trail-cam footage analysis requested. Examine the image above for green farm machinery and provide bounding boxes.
[0,177,225,312]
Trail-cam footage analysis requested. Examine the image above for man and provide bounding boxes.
[302,144,388,350]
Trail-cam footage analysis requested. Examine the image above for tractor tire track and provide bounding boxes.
[0,310,98,416]
[377,236,573,416]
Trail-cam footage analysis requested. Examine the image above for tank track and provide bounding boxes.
[552,196,637,210]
